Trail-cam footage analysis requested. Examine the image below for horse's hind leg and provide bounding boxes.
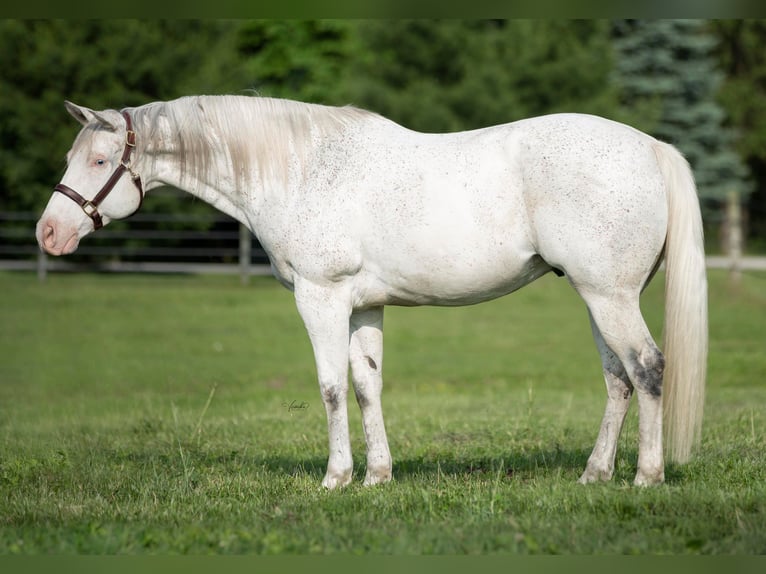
[578,292,665,486]
[349,307,392,486]
[578,310,635,483]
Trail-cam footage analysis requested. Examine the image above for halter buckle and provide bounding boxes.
[125,129,136,148]
[82,200,98,217]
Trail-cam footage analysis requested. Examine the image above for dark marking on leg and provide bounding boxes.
[353,386,370,409]
[322,385,343,410]
[629,348,665,397]
[366,356,377,371]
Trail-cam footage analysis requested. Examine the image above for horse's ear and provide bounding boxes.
[64,101,117,130]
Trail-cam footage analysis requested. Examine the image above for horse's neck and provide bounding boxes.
[141,117,299,229]
[144,153,256,226]
[138,96,376,231]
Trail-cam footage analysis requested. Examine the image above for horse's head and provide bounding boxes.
[36,101,144,256]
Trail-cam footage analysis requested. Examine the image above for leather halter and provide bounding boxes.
[54,110,143,230]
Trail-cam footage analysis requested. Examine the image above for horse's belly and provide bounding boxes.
[352,248,551,308]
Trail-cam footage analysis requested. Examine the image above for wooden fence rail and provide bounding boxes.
[0,211,272,283]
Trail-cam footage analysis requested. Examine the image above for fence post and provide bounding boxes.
[239,223,251,285]
[726,190,742,286]
[37,249,47,283]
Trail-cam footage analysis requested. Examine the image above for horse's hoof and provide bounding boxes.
[578,465,613,484]
[633,469,664,487]
[321,469,353,490]
[363,467,392,486]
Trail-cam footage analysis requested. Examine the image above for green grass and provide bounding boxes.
[0,269,764,554]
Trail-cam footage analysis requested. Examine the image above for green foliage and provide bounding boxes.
[712,21,766,170]
[711,20,766,249]
[0,270,764,553]
[344,20,618,132]
[235,20,358,105]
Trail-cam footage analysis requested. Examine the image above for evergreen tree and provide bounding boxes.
[611,20,750,216]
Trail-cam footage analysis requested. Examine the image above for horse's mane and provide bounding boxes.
[131,95,376,189]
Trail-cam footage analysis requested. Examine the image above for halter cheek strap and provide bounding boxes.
[54,110,143,230]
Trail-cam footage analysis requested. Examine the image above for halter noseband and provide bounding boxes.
[54,110,143,230]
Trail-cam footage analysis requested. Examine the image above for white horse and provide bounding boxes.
[36,95,707,488]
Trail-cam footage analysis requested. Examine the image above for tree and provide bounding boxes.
[342,20,618,133]
[234,20,359,105]
[711,20,766,250]
[611,20,750,231]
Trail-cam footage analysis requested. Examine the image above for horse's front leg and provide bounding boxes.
[349,307,392,486]
[294,278,353,489]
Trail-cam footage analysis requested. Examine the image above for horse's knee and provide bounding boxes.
[320,382,347,411]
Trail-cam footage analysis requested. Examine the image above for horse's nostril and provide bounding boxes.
[43,222,55,249]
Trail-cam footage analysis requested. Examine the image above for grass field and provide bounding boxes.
[0,269,764,554]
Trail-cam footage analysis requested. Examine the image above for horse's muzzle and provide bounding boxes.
[36,217,80,256]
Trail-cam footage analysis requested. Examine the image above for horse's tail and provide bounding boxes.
[653,140,708,464]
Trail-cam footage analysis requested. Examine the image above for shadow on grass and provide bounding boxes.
[251,447,609,484]
[92,442,687,487]
[251,447,688,486]
[391,447,592,483]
